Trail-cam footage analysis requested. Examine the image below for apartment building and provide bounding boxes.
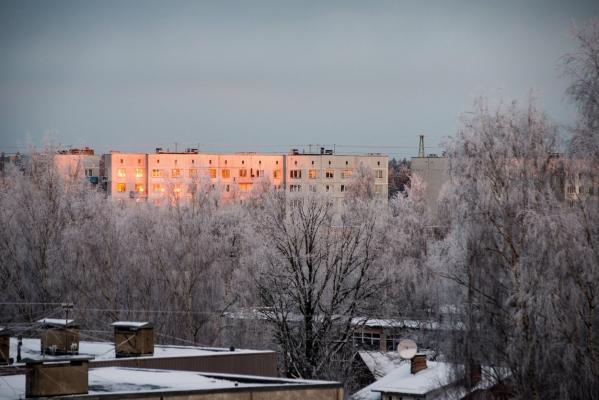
[146,149,285,205]
[101,148,388,204]
[285,149,388,200]
[54,147,100,184]
[101,152,148,201]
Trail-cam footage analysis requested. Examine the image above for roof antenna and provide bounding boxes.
[418,134,425,157]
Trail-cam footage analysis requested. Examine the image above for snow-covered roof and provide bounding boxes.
[353,361,456,400]
[9,337,270,363]
[37,318,76,327]
[0,366,339,399]
[351,317,464,331]
[111,321,151,328]
[358,351,407,380]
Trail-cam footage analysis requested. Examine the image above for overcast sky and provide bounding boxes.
[1,0,598,158]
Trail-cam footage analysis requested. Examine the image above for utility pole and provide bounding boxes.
[418,134,425,157]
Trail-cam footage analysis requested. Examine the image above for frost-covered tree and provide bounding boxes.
[249,190,386,382]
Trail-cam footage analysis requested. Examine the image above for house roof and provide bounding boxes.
[111,321,151,329]
[37,318,76,327]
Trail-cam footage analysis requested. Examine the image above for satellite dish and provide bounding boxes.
[397,339,417,359]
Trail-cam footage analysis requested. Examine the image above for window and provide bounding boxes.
[326,185,330,192]
[117,168,126,177]
[208,168,217,179]
[152,169,163,177]
[138,158,142,164]
[239,183,250,192]
[256,170,265,178]
[568,186,576,194]
[85,169,93,177]
[116,183,126,192]
[135,168,144,178]
[171,168,181,178]
[189,168,198,178]
[325,170,334,179]
[341,169,352,179]
[290,184,301,192]
[152,184,164,192]
[222,169,230,179]
[290,170,302,179]
[579,186,584,194]
[341,185,346,192]
[239,169,248,178]
[375,185,383,194]
[309,185,317,192]
[226,184,230,192]
[135,184,145,193]
[273,170,281,179]
[173,184,182,193]
[308,169,317,179]
[376,169,384,179]
[120,158,124,164]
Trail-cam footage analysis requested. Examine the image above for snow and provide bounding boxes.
[0,367,265,399]
[352,361,456,400]
[111,321,150,328]
[8,338,270,363]
[36,318,75,327]
[358,351,407,380]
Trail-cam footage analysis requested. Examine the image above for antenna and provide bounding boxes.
[418,135,425,157]
[397,339,417,359]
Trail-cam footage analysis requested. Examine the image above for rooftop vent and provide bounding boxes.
[291,148,299,155]
[0,327,10,365]
[411,353,427,374]
[112,321,154,358]
[324,149,334,155]
[37,318,80,356]
[185,148,199,154]
[25,356,92,397]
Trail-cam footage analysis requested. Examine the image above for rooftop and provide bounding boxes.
[0,366,339,399]
[8,337,270,363]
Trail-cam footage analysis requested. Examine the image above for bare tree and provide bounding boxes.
[250,190,386,382]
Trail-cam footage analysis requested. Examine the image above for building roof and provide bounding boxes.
[9,337,270,363]
[0,366,341,399]
[37,318,76,327]
[352,361,456,400]
[358,351,406,380]
[111,321,151,329]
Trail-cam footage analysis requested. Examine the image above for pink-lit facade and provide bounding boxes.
[100,149,388,203]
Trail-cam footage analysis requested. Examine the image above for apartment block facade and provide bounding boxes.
[98,148,388,203]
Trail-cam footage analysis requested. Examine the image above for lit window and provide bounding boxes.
[135,184,145,193]
[117,168,126,177]
[239,169,248,178]
[152,169,163,177]
[376,169,384,179]
[172,168,181,177]
[239,183,250,191]
[209,168,217,179]
[308,169,317,179]
[152,184,164,192]
[273,170,281,179]
[325,170,334,179]
[135,168,144,178]
[173,184,182,193]
[189,168,198,178]
[341,169,352,179]
[116,183,126,192]
[290,170,302,179]
[222,169,230,179]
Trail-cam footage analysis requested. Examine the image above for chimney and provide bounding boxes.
[37,318,79,355]
[25,356,91,397]
[112,321,154,358]
[0,327,10,365]
[411,353,427,374]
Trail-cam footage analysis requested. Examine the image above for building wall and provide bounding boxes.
[101,151,387,204]
[103,152,148,201]
[54,154,101,182]
[284,154,388,200]
[410,156,449,216]
[146,153,285,205]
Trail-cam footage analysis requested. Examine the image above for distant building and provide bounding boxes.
[54,147,100,185]
[102,147,388,204]
[410,154,449,217]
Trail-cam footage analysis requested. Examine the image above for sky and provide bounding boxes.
[1,0,598,159]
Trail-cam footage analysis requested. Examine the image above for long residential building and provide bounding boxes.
[100,147,388,204]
